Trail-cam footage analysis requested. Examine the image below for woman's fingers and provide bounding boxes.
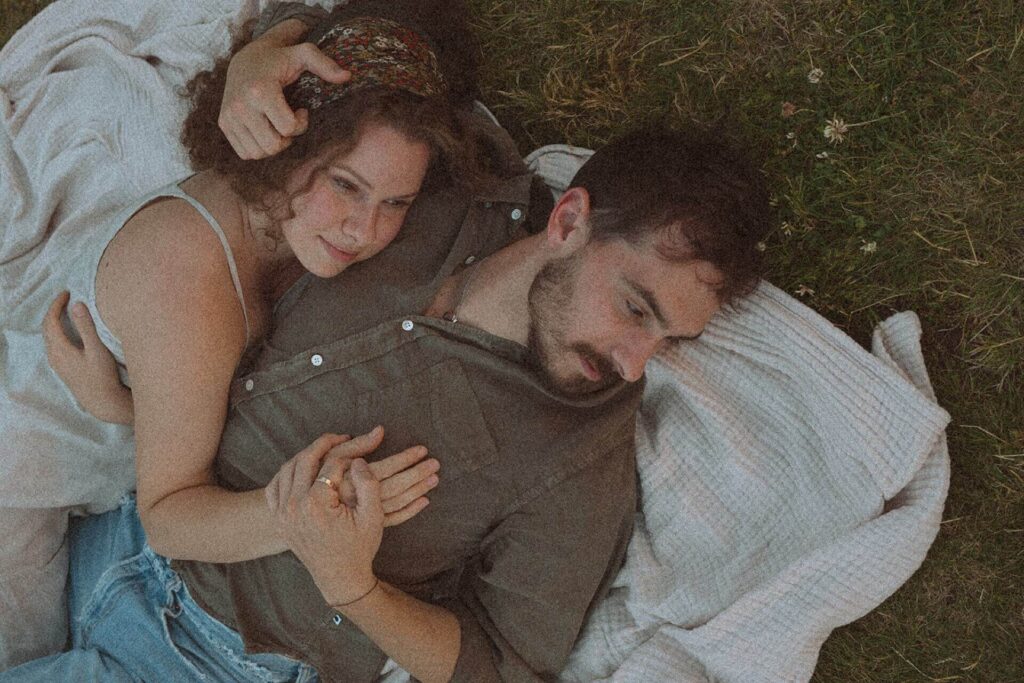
[70,302,102,355]
[41,292,73,364]
[326,425,385,461]
[294,433,349,490]
[348,459,383,528]
[369,444,429,480]
[383,497,430,528]
[382,472,437,516]
[379,457,439,502]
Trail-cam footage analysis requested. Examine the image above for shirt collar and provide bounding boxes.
[471,172,534,207]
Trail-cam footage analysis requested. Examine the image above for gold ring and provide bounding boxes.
[314,476,335,488]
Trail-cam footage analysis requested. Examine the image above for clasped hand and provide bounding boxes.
[265,427,437,606]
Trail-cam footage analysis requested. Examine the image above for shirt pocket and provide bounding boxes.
[351,358,498,482]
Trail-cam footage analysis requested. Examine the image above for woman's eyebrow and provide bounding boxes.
[332,164,372,189]
[332,164,420,200]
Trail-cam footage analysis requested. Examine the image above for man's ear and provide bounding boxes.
[545,187,592,253]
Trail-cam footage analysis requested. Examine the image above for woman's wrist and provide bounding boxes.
[324,573,380,612]
[329,576,380,611]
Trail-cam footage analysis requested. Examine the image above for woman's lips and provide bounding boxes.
[319,236,358,263]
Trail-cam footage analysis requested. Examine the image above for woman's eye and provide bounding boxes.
[384,199,412,209]
[332,177,357,192]
[626,301,644,319]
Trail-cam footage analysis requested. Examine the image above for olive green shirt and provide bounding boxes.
[173,170,641,682]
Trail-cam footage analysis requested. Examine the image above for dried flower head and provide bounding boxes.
[860,240,878,254]
[782,101,797,117]
[807,67,824,84]
[824,116,848,144]
[756,241,767,252]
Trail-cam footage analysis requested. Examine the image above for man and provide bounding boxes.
[151,10,768,680]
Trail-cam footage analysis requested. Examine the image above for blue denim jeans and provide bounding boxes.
[0,497,319,682]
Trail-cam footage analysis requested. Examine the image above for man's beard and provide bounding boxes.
[526,255,618,395]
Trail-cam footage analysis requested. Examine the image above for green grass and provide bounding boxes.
[5,0,1023,680]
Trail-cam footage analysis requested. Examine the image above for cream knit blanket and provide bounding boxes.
[1,3,950,680]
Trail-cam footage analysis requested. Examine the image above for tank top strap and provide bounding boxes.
[166,186,253,348]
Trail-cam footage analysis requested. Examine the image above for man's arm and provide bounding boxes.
[219,4,348,159]
[433,439,637,681]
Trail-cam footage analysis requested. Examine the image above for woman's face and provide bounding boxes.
[281,123,431,278]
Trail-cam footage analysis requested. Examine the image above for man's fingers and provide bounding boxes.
[379,457,439,501]
[222,122,264,161]
[262,91,303,138]
[369,445,429,480]
[294,43,351,84]
[383,497,430,528]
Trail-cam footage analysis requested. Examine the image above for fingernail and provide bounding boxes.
[427,475,439,486]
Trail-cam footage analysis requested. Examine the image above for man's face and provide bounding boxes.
[527,237,724,395]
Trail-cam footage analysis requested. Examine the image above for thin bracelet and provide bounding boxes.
[332,578,380,610]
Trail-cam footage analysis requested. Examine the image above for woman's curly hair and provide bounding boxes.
[180,0,487,215]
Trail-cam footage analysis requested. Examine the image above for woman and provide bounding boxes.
[1,0,484,672]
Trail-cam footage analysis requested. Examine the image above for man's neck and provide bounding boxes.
[428,233,546,346]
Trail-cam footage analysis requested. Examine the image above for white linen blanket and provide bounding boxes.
[1,2,950,680]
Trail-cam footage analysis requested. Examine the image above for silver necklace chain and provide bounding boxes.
[442,260,484,323]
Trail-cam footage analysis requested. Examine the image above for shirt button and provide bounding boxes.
[332,614,343,626]
[510,208,523,221]
[311,354,323,367]
[244,379,254,391]
[463,255,476,265]
[401,320,415,332]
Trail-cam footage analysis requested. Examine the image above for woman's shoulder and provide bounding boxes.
[96,181,250,346]
[105,175,245,276]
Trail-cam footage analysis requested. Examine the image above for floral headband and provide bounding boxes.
[288,16,446,112]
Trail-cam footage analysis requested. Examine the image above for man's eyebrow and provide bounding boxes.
[625,277,669,329]
[625,276,703,342]
[333,164,420,200]
[667,331,703,342]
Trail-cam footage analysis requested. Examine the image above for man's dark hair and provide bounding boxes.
[570,125,772,304]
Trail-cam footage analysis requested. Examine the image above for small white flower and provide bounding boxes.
[815,151,830,159]
[824,116,849,144]
[795,284,815,297]
[807,67,824,84]
[860,240,878,254]
[781,221,794,236]
[786,131,796,139]
[755,241,767,252]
